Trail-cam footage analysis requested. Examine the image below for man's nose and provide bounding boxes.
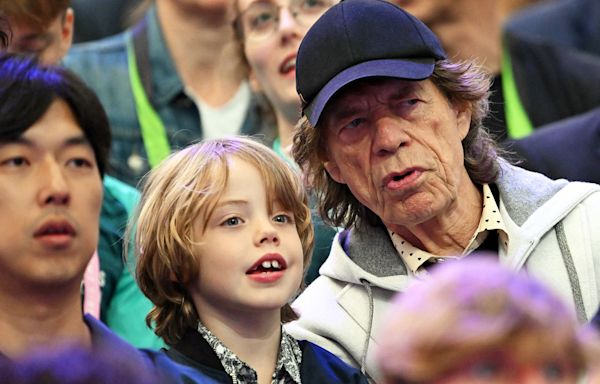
[372,115,411,156]
[37,160,70,206]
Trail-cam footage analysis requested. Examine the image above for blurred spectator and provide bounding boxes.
[508,106,600,184]
[0,0,73,64]
[0,16,9,47]
[71,0,142,43]
[0,345,158,384]
[388,0,600,141]
[502,0,600,188]
[376,257,594,384]
[64,0,276,187]
[505,0,599,58]
[504,0,600,131]
[233,0,338,284]
[389,0,545,141]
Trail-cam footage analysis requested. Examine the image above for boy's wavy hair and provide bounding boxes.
[130,136,314,345]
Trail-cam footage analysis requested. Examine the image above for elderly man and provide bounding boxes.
[285,0,600,381]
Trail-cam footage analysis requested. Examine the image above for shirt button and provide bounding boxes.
[127,153,146,173]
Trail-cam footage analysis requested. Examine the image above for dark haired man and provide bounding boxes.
[0,54,218,384]
[0,0,162,349]
[0,54,121,360]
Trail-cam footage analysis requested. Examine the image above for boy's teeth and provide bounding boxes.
[272,260,280,269]
[262,261,272,269]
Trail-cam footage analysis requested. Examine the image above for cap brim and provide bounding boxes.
[305,58,436,126]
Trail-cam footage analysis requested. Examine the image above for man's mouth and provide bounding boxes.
[34,221,76,237]
[33,220,76,249]
[382,168,422,189]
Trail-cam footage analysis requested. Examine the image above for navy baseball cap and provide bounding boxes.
[297,0,447,126]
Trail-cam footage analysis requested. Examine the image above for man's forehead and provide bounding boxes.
[323,78,426,115]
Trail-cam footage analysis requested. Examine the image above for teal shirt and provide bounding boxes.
[100,175,164,349]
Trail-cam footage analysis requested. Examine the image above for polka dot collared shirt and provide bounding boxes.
[388,184,509,276]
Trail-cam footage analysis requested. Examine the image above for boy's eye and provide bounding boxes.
[222,217,243,226]
[273,214,292,224]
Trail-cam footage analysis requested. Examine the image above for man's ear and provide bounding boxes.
[59,8,75,57]
[455,102,472,140]
[323,160,345,184]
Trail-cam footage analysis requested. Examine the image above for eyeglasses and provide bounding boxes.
[235,0,334,41]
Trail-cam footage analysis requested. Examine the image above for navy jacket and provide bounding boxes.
[164,328,369,383]
[508,107,600,184]
[87,315,218,383]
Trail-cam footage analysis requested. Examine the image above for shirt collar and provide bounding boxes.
[196,321,302,384]
[388,184,509,275]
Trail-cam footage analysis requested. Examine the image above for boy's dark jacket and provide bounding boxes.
[163,328,370,383]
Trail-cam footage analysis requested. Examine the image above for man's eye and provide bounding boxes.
[1,157,29,167]
[392,99,419,109]
[345,118,365,130]
[68,158,93,168]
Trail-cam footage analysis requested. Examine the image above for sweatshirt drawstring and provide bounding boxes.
[556,221,587,322]
[359,278,375,379]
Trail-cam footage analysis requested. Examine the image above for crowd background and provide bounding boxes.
[1,0,600,382]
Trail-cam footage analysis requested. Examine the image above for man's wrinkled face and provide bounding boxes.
[321,77,472,231]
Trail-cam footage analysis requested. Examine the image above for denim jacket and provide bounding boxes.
[64,5,276,186]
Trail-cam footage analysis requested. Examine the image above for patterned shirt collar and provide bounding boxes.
[196,321,302,384]
[388,184,509,275]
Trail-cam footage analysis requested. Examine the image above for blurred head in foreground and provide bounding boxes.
[376,257,594,384]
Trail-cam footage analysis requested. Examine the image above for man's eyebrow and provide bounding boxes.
[327,104,365,123]
[326,81,422,121]
[0,135,92,149]
[63,135,92,148]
